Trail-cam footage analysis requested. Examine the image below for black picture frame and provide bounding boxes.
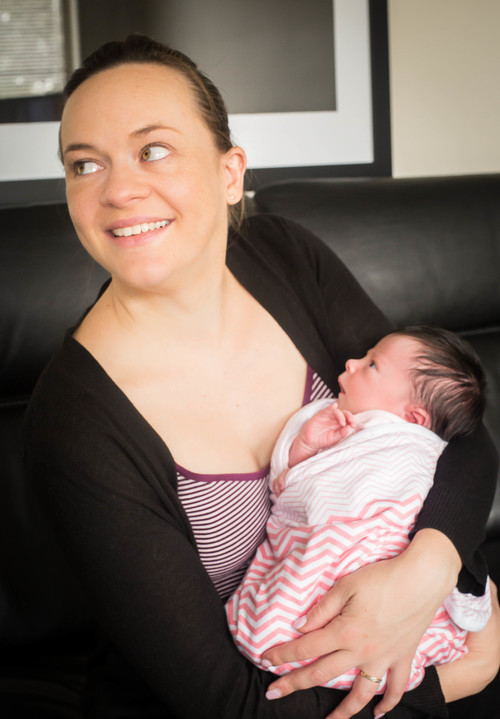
[247,0,391,189]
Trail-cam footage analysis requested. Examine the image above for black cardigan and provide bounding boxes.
[25,215,497,718]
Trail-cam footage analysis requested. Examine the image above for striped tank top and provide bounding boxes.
[176,366,334,602]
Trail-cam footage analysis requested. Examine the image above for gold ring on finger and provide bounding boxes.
[359,669,383,684]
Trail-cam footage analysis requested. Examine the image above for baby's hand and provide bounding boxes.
[272,469,289,497]
[289,404,357,467]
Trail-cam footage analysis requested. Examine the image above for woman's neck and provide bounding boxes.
[87,264,243,353]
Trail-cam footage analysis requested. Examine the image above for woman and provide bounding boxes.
[25,35,500,719]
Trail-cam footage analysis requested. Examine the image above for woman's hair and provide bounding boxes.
[392,325,486,441]
[62,34,245,230]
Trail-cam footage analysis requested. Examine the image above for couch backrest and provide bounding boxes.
[250,175,500,331]
[251,174,500,535]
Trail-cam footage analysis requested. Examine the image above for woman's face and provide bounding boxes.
[60,63,245,293]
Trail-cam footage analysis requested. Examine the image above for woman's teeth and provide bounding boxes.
[112,220,169,237]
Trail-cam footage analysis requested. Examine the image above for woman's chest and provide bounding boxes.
[125,332,309,474]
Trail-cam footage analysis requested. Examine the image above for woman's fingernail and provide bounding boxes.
[293,616,306,629]
[266,688,283,700]
[261,659,272,668]
[374,714,386,718]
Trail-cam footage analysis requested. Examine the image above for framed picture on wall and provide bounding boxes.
[237,0,391,186]
[0,0,390,205]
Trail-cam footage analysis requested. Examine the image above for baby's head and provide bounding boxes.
[337,326,486,441]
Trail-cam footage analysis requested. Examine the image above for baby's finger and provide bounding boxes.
[343,410,356,427]
[330,405,348,426]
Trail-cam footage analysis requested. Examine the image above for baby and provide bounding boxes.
[226,326,492,693]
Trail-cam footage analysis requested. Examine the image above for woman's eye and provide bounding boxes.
[141,145,169,162]
[73,160,100,176]
[369,361,377,369]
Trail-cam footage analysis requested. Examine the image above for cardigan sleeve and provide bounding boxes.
[412,424,498,594]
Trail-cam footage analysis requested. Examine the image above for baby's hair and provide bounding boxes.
[391,325,486,441]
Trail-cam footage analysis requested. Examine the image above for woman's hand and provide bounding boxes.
[437,580,500,702]
[263,529,461,719]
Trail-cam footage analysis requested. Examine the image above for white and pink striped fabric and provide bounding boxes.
[226,399,491,692]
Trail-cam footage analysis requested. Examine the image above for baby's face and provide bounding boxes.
[337,334,422,417]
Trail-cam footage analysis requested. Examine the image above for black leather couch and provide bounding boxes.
[1,174,499,717]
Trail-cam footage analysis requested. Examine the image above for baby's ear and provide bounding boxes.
[404,405,432,429]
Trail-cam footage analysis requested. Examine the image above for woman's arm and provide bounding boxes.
[413,423,498,594]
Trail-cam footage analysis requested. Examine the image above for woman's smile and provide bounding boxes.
[106,217,173,248]
[110,219,171,239]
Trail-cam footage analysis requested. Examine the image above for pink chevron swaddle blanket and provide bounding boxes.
[226,399,491,692]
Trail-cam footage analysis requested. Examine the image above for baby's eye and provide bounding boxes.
[73,160,100,176]
[141,145,169,162]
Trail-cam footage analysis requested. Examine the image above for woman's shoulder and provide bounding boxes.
[25,333,178,497]
[29,333,110,409]
[25,335,127,462]
[230,213,337,280]
[242,212,323,249]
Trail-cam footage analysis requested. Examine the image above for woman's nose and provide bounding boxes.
[346,358,356,372]
[101,163,151,207]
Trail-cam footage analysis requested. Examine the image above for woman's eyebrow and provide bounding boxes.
[62,142,96,157]
[131,124,181,137]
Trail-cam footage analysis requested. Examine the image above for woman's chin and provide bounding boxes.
[111,261,179,294]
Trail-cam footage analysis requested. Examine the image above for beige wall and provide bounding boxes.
[388,0,500,177]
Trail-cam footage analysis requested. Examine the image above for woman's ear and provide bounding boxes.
[223,146,247,204]
[404,405,432,429]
